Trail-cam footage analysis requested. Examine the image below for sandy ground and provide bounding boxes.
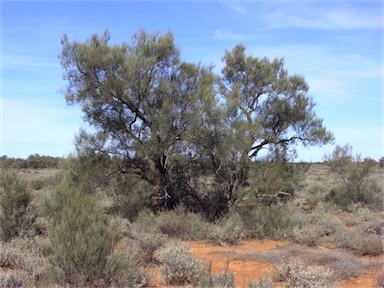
[146,240,382,288]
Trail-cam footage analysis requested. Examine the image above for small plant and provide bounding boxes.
[293,225,321,247]
[155,206,211,240]
[309,251,364,279]
[46,177,118,286]
[378,156,384,169]
[208,271,237,288]
[104,248,147,288]
[248,275,274,288]
[237,202,305,240]
[375,272,384,288]
[0,239,44,287]
[209,212,245,246]
[199,257,237,288]
[335,229,383,256]
[135,232,165,263]
[275,258,337,288]
[347,207,373,226]
[0,272,28,288]
[159,242,204,285]
[0,170,35,241]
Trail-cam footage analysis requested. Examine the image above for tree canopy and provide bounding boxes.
[60,30,333,218]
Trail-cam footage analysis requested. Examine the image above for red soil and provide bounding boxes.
[147,240,382,288]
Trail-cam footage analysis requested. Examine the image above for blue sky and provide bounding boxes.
[1,0,383,162]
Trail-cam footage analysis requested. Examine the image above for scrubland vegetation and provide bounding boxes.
[1,30,383,287]
[0,152,383,288]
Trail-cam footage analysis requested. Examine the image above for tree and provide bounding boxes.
[60,30,333,216]
[61,30,218,202]
[216,45,333,194]
[323,144,382,208]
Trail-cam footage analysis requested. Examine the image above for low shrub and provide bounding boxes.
[309,252,364,279]
[208,212,245,246]
[0,170,36,241]
[46,178,118,286]
[104,248,147,288]
[159,242,204,285]
[375,272,384,288]
[335,229,383,256]
[248,275,275,288]
[135,233,165,263]
[0,240,43,275]
[151,206,211,240]
[362,220,383,235]
[0,239,44,287]
[0,271,33,288]
[206,271,237,288]
[236,202,305,240]
[347,207,374,226]
[293,225,322,247]
[275,258,337,288]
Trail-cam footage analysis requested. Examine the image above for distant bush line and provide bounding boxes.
[0,154,63,169]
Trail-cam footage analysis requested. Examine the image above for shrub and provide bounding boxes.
[0,170,35,241]
[375,272,384,288]
[378,156,384,169]
[208,212,245,246]
[159,242,204,285]
[135,233,165,263]
[236,202,305,240]
[248,275,275,288]
[362,220,383,235]
[309,251,364,279]
[154,206,211,240]
[104,248,147,288]
[324,145,383,210]
[293,225,322,247]
[205,271,237,288]
[347,207,374,226]
[0,272,31,288]
[47,179,118,286]
[0,239,44,287]
[335,229,383,256]
[275,258,337,288]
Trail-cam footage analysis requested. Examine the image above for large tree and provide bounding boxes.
[60,31,332,216]
[61,30,218,201]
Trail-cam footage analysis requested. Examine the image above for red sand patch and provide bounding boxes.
[135,239,382,287]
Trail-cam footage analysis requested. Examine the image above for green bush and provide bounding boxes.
[150,206,211,240]
[293,225,322,247]
[199,271,237,288]
[109,173,152,221]
[208,212,245,246]
[0,170,35,241]
[0,239,44,287]
[275,259,337,288]
[135,232,165,263]
[248,275,274,288]
[104,248,147,287]
[159,242,204,285]
[236,202,305,240]
[46,179,118,286]
[324,145,383,210]
[347,207,374,226]
[335,229,383,256]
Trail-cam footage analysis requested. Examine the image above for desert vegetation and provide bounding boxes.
[1,29,383,287]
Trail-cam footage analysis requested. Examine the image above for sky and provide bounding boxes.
[1,0,383,162]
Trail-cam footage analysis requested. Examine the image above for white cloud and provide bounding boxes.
[213,29,253,40]
[218,1,382,31]
[2,54,59,71]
